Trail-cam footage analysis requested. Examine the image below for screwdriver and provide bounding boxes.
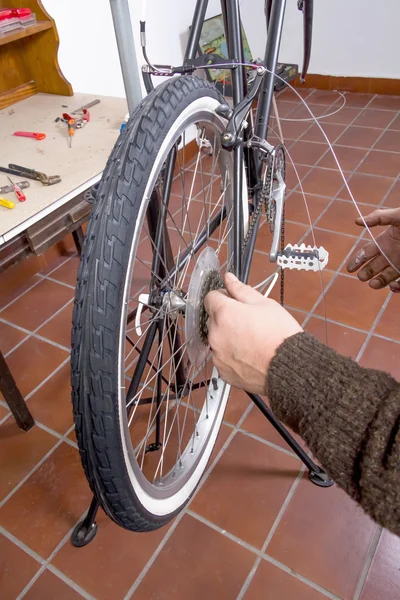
[67,118,75,147]
[0,198,15,209]
[7,176,26,202]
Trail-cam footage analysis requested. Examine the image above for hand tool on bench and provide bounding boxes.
[0,198,14,209]
[0,180,29,194]
[7,176,26,202]
[75,108,91,129]
[71,99,100,114]
[0,165,61,186]
[13,131,46,140]
[62,113,75,147]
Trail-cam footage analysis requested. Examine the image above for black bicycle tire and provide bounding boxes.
[71,75,230,532]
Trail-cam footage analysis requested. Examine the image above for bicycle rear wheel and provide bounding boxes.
[71,76,249,531]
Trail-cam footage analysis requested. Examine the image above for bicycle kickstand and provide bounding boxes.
[71,496,100,547]
[247,392,334,487]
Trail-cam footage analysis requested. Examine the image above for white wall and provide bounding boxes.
[44,0,252,98]
[43,0,399,99]
[279,0,400,79]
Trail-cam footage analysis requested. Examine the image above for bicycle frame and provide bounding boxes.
[142,0,287,282]
[184,0,287,281]
[130,0,288,399]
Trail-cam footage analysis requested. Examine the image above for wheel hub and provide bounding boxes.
[184,247,224,367]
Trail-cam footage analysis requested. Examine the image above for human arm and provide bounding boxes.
[205,273,400,534]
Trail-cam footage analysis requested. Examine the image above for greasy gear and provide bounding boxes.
[263,144,286,233]
[198,269,225,344]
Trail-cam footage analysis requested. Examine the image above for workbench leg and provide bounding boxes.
[72,226,85,257]
[0,351,35,431]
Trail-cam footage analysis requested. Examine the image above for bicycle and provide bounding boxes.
[71,0,329,536]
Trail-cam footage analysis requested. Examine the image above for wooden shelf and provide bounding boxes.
[0,21,52,48]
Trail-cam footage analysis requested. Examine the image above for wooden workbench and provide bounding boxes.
[0,91,128,430]
[0,92,128,245]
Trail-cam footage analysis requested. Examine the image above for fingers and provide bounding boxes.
[369,266,400,290]
[390,280,400,293]
[346,240,379,273]
[204,289,231,319]
[355,208,400,228]
[224,272,263,304]
[356,253,388,282]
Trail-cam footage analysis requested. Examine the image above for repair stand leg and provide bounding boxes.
[0,351,34,431]
[246,392,333,487]
[72,226,85,257]
[71,497,100,547]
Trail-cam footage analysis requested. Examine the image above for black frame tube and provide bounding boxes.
[255,0,287,148]
[184,0,209,63]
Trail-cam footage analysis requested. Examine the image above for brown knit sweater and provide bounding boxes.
[267,332,400,535]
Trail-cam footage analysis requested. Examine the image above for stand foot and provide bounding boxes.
[308,467,334,488]
[71,519,98,547]
[71,497,99,547]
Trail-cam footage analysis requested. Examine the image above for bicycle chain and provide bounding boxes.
[198,144,286,341]
[239,147,274,264]
[280,206,285,307]
[248,145,286,307]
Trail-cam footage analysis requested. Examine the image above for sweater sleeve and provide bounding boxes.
[267,331,400,535]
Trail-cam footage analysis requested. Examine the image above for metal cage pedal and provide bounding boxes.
[277,243,329,271]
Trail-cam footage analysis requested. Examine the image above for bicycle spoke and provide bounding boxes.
[119,106,236,496]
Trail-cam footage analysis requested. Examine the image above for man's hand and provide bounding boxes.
[204,272,303,395]
[346,207,400,292]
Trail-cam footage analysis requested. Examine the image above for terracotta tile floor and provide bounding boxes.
[1,88,400,599]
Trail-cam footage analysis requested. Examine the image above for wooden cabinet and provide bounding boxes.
[0,0,72,109]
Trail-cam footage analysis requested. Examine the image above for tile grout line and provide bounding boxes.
[223,420,303,460]
[23,356,71,402]
[0,363,77,510]
[284,304,400,345]
[16,514,98,600]
[187,509,342,600]
[34,421,78,449]
[0,437,64,509]
[0,404,78,448]
[0,253,76,314]
[0,525,45,564]
[47,565,96,600]
[0,277,43,313]
[235,466,306,600]
[3,331,70,359]
[38,273,77,290]
[1,295,74,358]
[0,410,11,426]
[355,293,393,363]
[300,227,372,330]
[122,509,189,600]
[352,527,383,600]
[262,553,342,600]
